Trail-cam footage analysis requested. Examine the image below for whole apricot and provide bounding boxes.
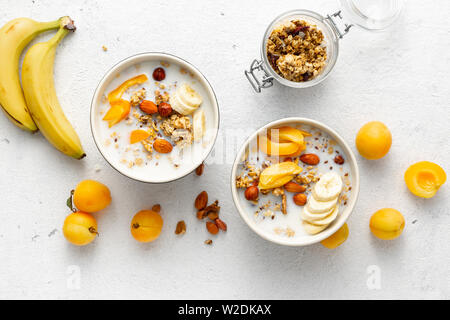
[130,210,163,243]
[355,121,392,160]
[370,208,405,240]
[321,223,349,249]
[63,212,98,246]
[405,161,446,198]
[73,180,111,213]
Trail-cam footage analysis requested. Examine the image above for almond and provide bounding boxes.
[215,218,227,231]
[206,221,219,235]
[195,163,204,176]
[300,153,320,165]
[139,100,158,114]
[153,139,173,153]
[151,204,161,213]
[195,191,208,210]
[284,181,306,193]
[293,193,307,206]
[244,186,259,201]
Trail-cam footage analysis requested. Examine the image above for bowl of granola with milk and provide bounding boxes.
[91,53,219,183]
[231,118,359,246]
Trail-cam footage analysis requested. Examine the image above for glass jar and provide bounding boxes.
[245,0,405,92]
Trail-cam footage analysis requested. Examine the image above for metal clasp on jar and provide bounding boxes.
[245,59,274,93]
[325,10,353,39]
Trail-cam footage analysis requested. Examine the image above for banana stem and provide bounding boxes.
[48,17,76,46]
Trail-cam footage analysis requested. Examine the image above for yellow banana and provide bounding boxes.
[22,17,85,159]
[0,17,61,132]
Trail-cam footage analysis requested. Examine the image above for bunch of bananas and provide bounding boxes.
[0,16,85,159]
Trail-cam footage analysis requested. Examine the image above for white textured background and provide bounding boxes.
[0,0,449,299]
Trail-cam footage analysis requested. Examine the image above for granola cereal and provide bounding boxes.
[266,20,327,82]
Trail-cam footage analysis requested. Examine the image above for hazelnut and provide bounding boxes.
[158,102,172,117]
[334,155,345,165]
[244,186,259,201]
[152,67,166,81]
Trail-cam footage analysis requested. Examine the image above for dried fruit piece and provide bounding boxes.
[151,204,161,213]
[244,186,259,201]
[195,191,208,210]
[334,155,345,165]
[175,220,186,235]
[258,162,303,190]
[153,139,173,153]
[293,193,307,206]
[158,102,172,117]
[152,67,166,81]
[284,181,306,193]
[300,153,320,165]
[103,99,131,127]
[139,100,158,114]
[206,221,219,235]
[215,218,227,231]
[195,163,204,176]
[108,74,148,103]
[130,129,150,144]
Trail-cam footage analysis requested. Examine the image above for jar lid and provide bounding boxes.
[340,0,404,31]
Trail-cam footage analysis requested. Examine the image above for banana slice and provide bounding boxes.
[193,109,206,141]
[178,83,202,108]
[306,195,338,214]
[312,172,343,201]
[170,91,197,115]
[302,221,328,235]
[301,205,335,222]
[309,205,340,226]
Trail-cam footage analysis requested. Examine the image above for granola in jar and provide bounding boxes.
[266,20,327,82]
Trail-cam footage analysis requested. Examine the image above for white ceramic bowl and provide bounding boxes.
[91,52,219,183]
[231,117,360,246]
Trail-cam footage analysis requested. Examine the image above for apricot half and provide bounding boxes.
[321,223,349,249]
[269,126,304,146]
[258,162,302,190]
[370,208,405,240]
[258,135,299,156]
[356,121,392,160]
[258,126,307,157]
[405,161,446,198]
